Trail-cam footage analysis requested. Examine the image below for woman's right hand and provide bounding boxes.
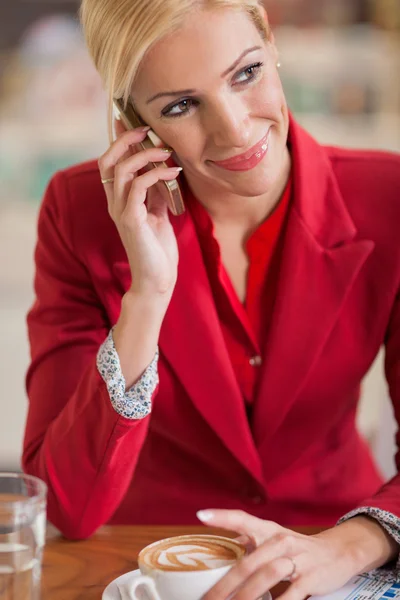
[98,119,182,304]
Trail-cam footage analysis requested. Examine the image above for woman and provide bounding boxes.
[23,0,400,596]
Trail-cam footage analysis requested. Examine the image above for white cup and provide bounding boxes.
[125,568,234,600]
[119,534,247,600]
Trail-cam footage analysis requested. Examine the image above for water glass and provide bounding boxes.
[0,473,47,600]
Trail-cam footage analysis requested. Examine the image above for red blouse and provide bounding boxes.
[186,178,292,404]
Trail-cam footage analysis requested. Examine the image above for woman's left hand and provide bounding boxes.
[198,510,372,600]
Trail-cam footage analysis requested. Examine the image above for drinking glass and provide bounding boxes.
[0,473,47,600]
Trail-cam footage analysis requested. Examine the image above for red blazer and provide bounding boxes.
[23,117,400,539]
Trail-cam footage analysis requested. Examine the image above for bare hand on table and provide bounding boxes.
[198,509,398,600]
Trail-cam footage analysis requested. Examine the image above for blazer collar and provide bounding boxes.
[287,114,357,249]
[251,117,374,466]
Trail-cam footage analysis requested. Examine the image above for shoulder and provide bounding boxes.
[48,159,104,201]
[325,145,400,195]
[40,159,120,259]
[320,146,400,277]
[43,158,108,222]
[324,145,400,229]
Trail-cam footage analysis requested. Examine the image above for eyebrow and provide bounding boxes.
[146,45,262,104]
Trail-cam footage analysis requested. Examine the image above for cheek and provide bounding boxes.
[251,75,287,118]
[163,127,204,163]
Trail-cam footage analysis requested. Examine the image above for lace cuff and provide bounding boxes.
[96,329,159,419]
[338,506,400,572]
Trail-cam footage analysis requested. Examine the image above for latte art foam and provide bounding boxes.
[140,535,245,572]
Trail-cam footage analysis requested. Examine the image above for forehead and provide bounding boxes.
[134,9,264,97]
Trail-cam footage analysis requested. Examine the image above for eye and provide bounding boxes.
[233,62,264,85]
[161,98,197,118]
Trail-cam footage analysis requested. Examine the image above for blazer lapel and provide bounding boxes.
[113,211,264,485]
[252,119,374,452]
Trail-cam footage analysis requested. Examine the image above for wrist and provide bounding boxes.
[115,291,166,347]
[122,289,170,320]
[318,515,399,574]
[112,291,165,389]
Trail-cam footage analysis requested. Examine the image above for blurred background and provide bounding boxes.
[0,0,399,475]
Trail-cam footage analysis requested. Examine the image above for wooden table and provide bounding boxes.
[41,525,318,600]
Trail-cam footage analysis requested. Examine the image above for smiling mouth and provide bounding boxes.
[209,129,271,171]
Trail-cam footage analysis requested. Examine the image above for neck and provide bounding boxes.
[184,147,292,236]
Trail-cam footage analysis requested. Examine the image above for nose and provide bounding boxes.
[205,96,251,150]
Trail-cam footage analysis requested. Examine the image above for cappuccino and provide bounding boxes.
[139,535,245,572]
[117,535,252,600]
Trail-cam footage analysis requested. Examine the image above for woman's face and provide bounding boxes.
[132,7,289,199]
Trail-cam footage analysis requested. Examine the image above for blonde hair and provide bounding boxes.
[80,0,270,142]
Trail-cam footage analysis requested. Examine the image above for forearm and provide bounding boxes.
[24,360,150,539]
[113,291,167,389]
[318,515,399,573]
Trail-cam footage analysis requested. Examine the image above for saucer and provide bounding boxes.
[103,568,272,600]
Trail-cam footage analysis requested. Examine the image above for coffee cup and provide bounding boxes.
[118,534,246,600]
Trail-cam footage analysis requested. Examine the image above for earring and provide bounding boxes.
[276,62,281,68]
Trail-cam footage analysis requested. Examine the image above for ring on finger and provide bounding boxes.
[284,556,298,582]
[101,177,115,184]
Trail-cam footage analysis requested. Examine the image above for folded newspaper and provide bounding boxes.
[312,569,400,600]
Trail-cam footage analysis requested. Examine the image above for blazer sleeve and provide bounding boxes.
[23,173,156,539]
[353,284,400,515]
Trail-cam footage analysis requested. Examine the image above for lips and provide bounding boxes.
[211,129,271,172]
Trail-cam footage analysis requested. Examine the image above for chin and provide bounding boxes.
[229,182,271,198]
[229,168,282,198]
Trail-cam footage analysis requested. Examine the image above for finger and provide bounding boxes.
[277,580,307,600]
[234,534,251,544]
[123,167,182,219]
[202,537,298,600]
[114,116,127,137]
[226,566,277,600]
[234,564,306,600]
[114,146,173,183]
[234,534,257,554]
[146,184,169,218]
[113,147,173,214]
[113,118,134,165]
[196,510,280,539]
[98,126,150,180]
[204,557,298,600]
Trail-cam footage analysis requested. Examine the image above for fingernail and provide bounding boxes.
[138,125,151,132]
[197,510,214,522]
[170,167,183,172]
